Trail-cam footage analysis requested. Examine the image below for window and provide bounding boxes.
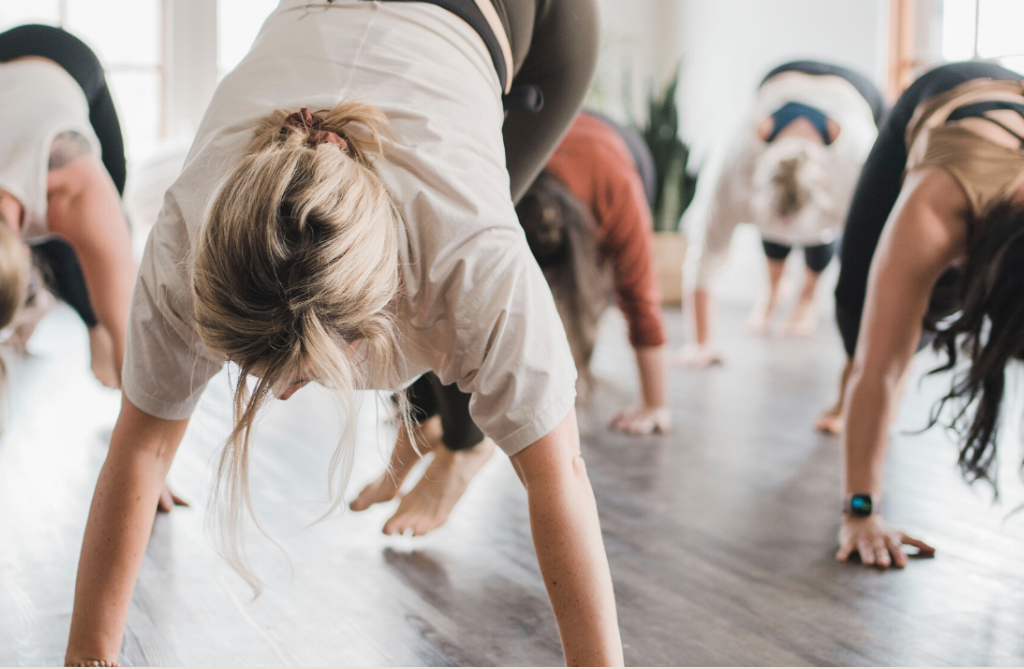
[943,0,1024,73]
[217,0,281,78]
[0,0,163,159]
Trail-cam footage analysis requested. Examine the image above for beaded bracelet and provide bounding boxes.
[69,660,117,667]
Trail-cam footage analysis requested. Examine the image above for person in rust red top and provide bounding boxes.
[351,111,671,537]
[543,111,669,421]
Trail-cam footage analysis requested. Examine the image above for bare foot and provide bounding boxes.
[350,416,442,511]
[88,325,119,389]
[814,405,843,435]
[672,344,723,368]
[745,304,772,335]
[784,298,818,337]
[382,438,497,536]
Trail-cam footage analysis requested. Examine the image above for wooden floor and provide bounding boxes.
[3,299,1024,666]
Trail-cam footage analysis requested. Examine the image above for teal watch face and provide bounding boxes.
[849,494,873,516]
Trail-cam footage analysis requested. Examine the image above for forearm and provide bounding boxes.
[634,345,667,408]
[513,412,623,666]
[66,400,187,665]
[692,288,713,346]
[842,364,898,497]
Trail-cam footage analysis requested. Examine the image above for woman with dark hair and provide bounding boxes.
[350,110,669,537]
[677,61,881,366]
[823,61,1024,569]
[0,24,134,390]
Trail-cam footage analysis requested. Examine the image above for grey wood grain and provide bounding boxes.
[2,301,1023,666]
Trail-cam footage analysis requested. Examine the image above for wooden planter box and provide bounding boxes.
[653,231,686,307]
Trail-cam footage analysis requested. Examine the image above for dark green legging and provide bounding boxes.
[399,0,599,450]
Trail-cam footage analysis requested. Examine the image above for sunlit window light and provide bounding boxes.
[942,0,977,61]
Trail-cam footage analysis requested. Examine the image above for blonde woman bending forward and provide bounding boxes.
[65,0,622,666]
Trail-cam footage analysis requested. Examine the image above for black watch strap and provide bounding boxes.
[843,493,875,517]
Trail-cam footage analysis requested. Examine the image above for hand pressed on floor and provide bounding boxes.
[836,515,935,569]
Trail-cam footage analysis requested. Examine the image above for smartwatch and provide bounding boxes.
[843,493,875,517]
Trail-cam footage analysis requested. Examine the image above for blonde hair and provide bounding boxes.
[192,102,408,591]
[0,211,30,400]
[753,138,832,222]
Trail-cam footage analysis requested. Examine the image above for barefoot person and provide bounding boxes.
[0,24,135,389]
[676,61,882,367]
[65,1,622,665]
[352,111,670,535]
[822,61,1024,568]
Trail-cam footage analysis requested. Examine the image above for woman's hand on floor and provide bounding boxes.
[609,405,670,435]
[671,344,723,368]
[157,484,189,513]
[836,515,935,568]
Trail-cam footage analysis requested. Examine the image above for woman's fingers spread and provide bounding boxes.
[857,540,875,565]
[884,535,908,568]
[873,540,891,568]
[835,541,854,562]
[900,534,937,557]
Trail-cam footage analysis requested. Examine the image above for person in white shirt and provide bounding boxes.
[65,1,624,666]
[0,25,138,393]
[676,61,882,367]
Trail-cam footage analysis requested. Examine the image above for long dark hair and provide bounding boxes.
[925,205,1024,492]
[516,171,611,386]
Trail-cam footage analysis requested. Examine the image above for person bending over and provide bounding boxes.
[351,111,671,537]
[677,61,882,367]
[0,25,136,390]
[822,62,1024,568]
[65,1,623,666]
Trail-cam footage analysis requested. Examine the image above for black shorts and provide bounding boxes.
[762,239,836,273]
[833,61,1023,357]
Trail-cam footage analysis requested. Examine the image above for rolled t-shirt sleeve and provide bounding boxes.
[122,206,224,421]
[436,232,578,457]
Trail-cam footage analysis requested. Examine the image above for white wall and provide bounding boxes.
[676,0,887,159]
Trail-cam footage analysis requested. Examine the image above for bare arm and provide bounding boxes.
[47,132,135,381]
[510,410,623,666]
[610,345,671,434]
[837,168,967,568]
[65,397,190,665]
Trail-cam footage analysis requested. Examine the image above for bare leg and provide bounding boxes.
[350,416,443,511]
[747,258,785,335]
[382,437,497,536]
[784,266,823,337]
[815,356,852,435]
[88,325,119,389]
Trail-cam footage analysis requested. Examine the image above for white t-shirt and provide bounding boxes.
[123,0,577,456]
[0,59,101,242]
[686,71,878,288]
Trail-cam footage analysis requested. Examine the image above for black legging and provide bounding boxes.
[761,60,887,127]
[762,239,836,274]
[0,24,128,329]
[833,61,1024,357]
[397,0,599,450]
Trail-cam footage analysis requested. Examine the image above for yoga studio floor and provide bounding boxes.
[3,299,1024,666]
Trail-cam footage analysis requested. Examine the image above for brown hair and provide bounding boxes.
[192,102,408,590]
[516,171,612,391]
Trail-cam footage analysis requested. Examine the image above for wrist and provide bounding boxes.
[842,492,878,518]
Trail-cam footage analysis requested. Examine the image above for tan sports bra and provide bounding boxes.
[906,78,1024,219]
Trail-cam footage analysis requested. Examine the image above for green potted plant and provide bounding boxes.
[638,66,698,305]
